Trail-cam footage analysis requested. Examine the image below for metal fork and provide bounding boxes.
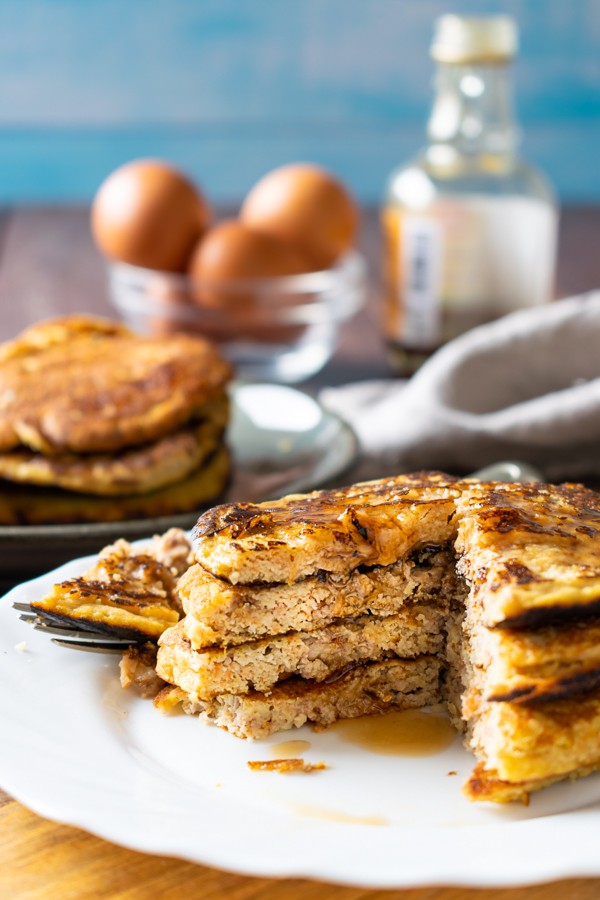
[13,601,139,653]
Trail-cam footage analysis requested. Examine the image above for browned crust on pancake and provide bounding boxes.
[456,482,600,628]
[193,472,461,584]
[0,316,131,363]
[247,759,327,773]
[0,315,232,453]
[463,760,600,804]
[31,530,189,640]
[490,599,600,630]
[194,471,459,541]
[488,664,600,704]
[465,616,600,707]
[466,689,600,784]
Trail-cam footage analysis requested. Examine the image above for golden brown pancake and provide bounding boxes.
[0,413,225,496]
[159,604,445,698]
[174,475,600,802]
[0,315,129,363]
[463,760,600,804]
[32,528,190,640]
[0,315,232,453]
[28,469,595,803]
[465,617,600,705]
[0,444,230,524]
[466,691,600,786]
[155,656,441,740]
[192,471,461,584]
[178,548,457,648]
[456,481,600,627]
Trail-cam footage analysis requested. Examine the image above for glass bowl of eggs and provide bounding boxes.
[94,160,367,383]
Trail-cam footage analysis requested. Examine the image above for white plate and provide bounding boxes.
[2,560,600,888]
[0,383,358,584]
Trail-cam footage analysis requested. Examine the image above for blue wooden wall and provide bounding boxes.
[0,0,599,203]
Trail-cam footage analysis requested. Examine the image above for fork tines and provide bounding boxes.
[14,600,133,652]
[51,638,131,653]
[13,602,35,613]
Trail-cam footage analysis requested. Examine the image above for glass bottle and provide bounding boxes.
[382,15,557,375]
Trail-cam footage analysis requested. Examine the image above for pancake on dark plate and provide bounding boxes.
[0,315,232,524]
[0,315,231,454]
[0,444,230,525]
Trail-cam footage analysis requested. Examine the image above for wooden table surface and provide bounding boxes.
[2,205,600,899]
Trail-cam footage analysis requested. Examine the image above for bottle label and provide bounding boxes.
[384,196,557,351]
[401,216,443,348]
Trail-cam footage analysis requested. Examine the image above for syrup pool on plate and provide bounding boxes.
[329,708,457,756]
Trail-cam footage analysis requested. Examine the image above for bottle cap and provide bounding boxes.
[431,15,518,63]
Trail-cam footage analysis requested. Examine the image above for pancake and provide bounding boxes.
[154,656,441,740]
[466,691,600,786]
[455,481,600,628]
[448,482,600,799]
[0,315,129,363]
[169,475,600,802]
[158,604,446,698]
[120,643,165,699]
[465,618,600,704]
[463,760,600,804]
[178,548,457,648]
[25,468,594,804]
[0,444,230,524]
[192,471,461,584]
[32,528,190,640]
[0,412,226,496]
[0,315,232,454]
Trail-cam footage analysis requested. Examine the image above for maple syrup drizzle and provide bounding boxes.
[292,803,389,827]
[269,739,311,758]
[330,709,456,756]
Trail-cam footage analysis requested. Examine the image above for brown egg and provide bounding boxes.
[91,159,211,271]
[240,163,359,269]
[188,219,312,309]
[188,220,313,344]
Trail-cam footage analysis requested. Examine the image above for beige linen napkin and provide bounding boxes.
[321,293,600,481]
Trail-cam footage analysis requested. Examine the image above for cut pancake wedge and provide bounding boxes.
[156,656,441,739]
[158,604,446,698]
[32,529,190,640]
[178,548,457,648]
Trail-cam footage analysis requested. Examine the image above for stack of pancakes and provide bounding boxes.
[0,316,232,524]
[454,481,600,802]
[157,475,461,734]
[155,472,600,803]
